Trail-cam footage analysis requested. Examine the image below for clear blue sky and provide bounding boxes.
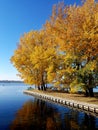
[0,0,81,80]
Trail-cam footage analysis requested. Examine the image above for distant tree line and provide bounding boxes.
[0,80,23,83]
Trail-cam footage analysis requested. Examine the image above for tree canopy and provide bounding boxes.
[11,0,98,96]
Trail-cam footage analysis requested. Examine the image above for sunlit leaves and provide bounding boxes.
[11,0,98,93]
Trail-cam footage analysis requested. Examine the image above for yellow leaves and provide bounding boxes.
[31,46,43,60]
[95,12,98,22]
[89,61,97,71]
[20,55,26,62]
[90,64,95,71]
[47,72,56,83]
[44,48,56,62]
[66,67,75,74]
[54,81,60,87]
[47,65,54,73]
[64,53,73,62]
[11,0,98,89]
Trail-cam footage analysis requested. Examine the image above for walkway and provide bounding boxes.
[24,90,98,116]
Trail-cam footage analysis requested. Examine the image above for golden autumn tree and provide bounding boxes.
[63,0,98,96]
[44,2,78,90]
[11,0,98,96]
[11,29,59,90]
[44,0,98,96]
[11,30,46,90]
[29,29,61,90]
[11,31,41,87]
[44,2,68,89]
[11,31,38,85]
[30,30,49,90]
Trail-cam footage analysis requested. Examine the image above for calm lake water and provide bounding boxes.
[0,83,98,130]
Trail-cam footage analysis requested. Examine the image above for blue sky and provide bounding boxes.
[0,0,81,80]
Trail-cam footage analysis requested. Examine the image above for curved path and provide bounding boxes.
[24,90,98,116]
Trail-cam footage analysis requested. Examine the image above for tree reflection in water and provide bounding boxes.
[10,99,62,130]
[63,110,98,130]
[10,99,98,130]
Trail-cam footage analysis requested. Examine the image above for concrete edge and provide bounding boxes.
[23,90,98,116]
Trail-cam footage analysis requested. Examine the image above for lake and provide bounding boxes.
[0,82,98,130]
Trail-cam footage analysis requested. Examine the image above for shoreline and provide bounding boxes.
[23,90,98,117]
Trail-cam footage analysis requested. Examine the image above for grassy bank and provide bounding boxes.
[29,89,98,105]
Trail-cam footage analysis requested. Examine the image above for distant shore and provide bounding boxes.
[0,80,23,83]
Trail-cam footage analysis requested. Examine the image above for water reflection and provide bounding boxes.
[63,110,98,130]
[10,99,62,130]
[10,99,98,130]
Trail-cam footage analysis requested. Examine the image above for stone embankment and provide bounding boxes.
[24,90,98,116]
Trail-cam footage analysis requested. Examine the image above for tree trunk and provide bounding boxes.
[41,73,47,91]
[45,83,47,89]
[38,85,40,90]
[43,85,46,91]
[41,85,43,90]
[88,88,94,97]
[85,90,89,97]
[88,74,94,97]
